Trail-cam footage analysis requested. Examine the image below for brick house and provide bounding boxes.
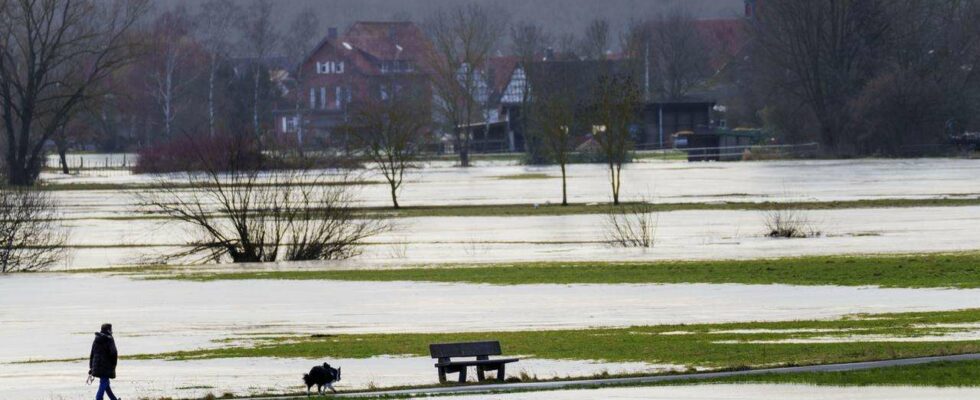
[274,22,434,147]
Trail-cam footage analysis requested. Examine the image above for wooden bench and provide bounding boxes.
[429,341,520,383]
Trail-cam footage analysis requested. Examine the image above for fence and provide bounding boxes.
[45,153,137,171]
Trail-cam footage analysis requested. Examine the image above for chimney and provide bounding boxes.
[544,47,555,61]
[328,27,338,39]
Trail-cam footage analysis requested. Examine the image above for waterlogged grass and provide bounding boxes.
[696,359,980,387]
[494,173,554,180]
[43,198,980,222]
[163,252,980,289]
[130,309,980,369]
[39,180,384,191]
[381,198,980,218]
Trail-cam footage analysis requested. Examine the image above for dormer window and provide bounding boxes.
[316,61,345,74]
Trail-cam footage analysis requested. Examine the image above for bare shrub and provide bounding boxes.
[762,207,820,238]
[605,202,658,248]
[140,166,387,264]
[0,187,67,273]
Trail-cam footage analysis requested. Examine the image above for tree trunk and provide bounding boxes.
[610,164,621,205]
[208,57,216,137]
[459,146,470,167]
[560,163,568,206]
[253,69,261,136]
[58,148,69,175]
[7,164,34,186]
[390,183,400,209]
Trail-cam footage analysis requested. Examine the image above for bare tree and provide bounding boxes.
[529,67,576,206]
[348,80,430,209]
[147,7,198,138]
[621,18,654,101]
[510,21,551,163]
[581,18,611,60]
[238,0,280,137]
[425,4,506,167]
[141,163,388,264]
[591,72,640,205]
[605,201,657,248]
[0,187,67,273]
[763,207,820,238]
[195,0,238,138]
[0,0,150,186]
[749,1,892,155]
[648,10,712,100]
[281,7,320,147]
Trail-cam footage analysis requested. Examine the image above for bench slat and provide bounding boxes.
[434,358,520,368]
[429,341,502,358]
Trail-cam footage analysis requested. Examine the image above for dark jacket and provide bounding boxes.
[89,332,118,379]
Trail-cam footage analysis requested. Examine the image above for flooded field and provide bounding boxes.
[8,158,980,399]
[2,357,670,400]
[3,273,980,399]
[59,205,980,269]
[42,158,980,214]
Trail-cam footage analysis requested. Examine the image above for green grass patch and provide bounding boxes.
[39,180,384,191]
[697,359,980,387]
[494,173,554,180]
[127,309,980,371]
[162,252,980,289]
[365,197,980,218]
[43,198,980,221]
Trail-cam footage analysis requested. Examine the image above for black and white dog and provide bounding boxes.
[303,362,341,397]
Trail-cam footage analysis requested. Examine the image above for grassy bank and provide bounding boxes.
[45,197,980,222]
[381,198,980,218]
[697,359,980,387]
[39,180,384,192]
[128,309,980,369]
[162,252,980,289]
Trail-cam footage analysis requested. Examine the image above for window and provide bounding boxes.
[309,88,316,109]
[319,87,327,109]
[335,86,342,109]
[316,61,345,74]
[283,116,299,133]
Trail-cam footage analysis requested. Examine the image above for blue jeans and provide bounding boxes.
[96,377,117,400]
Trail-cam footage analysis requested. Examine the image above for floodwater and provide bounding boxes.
[42,158,980,214]
[34,157,980,269]
[437,384,980,400]
[58,205,980,269]
[3,274,980,399]
[12,158,980,399]
[1,357,671,400]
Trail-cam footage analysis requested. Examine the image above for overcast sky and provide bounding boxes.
[156,0,744,39]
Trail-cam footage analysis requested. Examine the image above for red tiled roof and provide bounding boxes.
[343,22,433,64]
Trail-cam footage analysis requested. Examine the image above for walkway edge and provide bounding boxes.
[260,353,980,399]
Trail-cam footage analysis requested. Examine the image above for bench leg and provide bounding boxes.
[438,367,447,384]
[497,365,506,381]
[476,366,486,382]
[458,367,467,383]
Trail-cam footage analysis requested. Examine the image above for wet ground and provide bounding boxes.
[432,384,980,400]
[42,158,980,214]
[59,205,980,269]
[3,357,671,400]
[8,158,980,399]
[3,272,980,398]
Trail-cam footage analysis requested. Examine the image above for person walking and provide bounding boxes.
[89,323,120,400]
